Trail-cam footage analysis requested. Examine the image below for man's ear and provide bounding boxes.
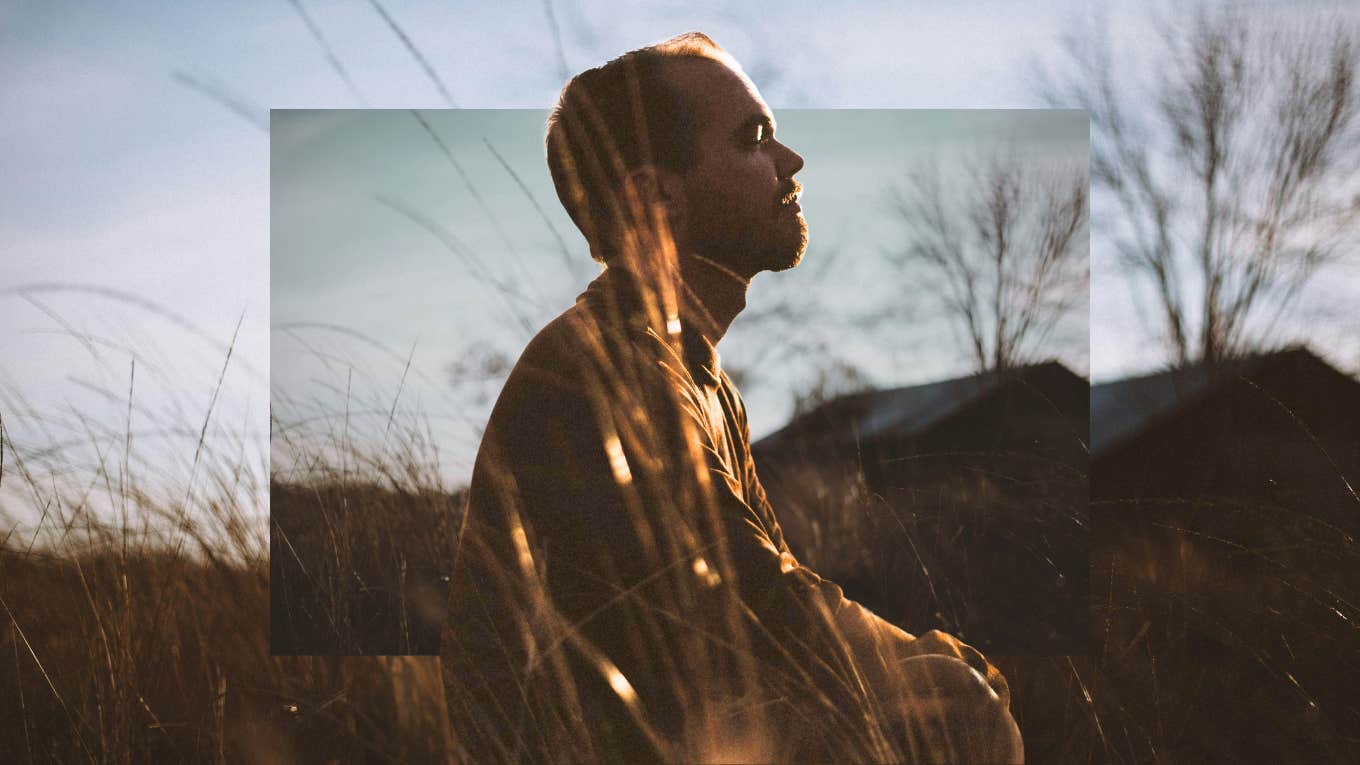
[625,164,687,226]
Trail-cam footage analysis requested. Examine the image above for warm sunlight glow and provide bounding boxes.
[510,525,534,573]
[604,434,633,485]
[606,664,637,705]
[692,556,722,587]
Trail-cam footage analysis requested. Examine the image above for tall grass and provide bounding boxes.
[0,298,455,763]
[7,300,1360,763]
[0,461,455,764]
[268,400,464,656]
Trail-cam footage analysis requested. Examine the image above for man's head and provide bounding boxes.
[546,33,807,279]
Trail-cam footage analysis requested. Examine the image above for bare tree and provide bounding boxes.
[1040,5,1360,365]
[888,153,1089,373]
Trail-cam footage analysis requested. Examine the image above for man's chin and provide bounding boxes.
[768,225,809,272]
[767,247,805,272]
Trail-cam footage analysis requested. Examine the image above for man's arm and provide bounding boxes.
[720,373,1012,708]
[652,380,1021,761]
[713,378,1023,761]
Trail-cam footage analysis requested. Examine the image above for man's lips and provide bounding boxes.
[778,183,803,213]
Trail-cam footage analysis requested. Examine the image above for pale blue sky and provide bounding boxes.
[2,1,1357,521]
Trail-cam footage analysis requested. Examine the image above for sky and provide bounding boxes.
[2,0,1357,521]
[270,108,1088,483]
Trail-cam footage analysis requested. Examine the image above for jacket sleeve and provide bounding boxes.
[715,374,1012,708]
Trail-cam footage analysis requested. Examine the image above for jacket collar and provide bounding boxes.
[578,266,722,387]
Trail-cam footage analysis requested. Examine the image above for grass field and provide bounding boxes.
[5,448,1359,761]
[4,326,1359,762]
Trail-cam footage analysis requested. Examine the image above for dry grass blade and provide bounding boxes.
[407,111,541,299]
[3,283,266,380]
[365,0,458,106]
[170,69,269,131]
[2,594,97,764]
[540,0,570,81]
[186,311,245,510]
[385,340,418,436]
[483,137,577,273]
[287,0,368,106]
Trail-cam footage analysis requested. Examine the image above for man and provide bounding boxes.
[442,33,1022,763]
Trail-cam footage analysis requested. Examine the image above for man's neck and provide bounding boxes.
[677,253,750,346]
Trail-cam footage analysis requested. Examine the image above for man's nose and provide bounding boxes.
[776,140,804,177]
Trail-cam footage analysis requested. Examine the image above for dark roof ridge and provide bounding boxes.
[759,360,1086,450]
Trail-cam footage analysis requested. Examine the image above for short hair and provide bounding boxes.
[546,32,731,262]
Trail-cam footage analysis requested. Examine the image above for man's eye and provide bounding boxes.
[752,125,771,145]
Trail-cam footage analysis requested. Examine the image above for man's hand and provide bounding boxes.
[885,653,1024,764]
[834,607,1022,763]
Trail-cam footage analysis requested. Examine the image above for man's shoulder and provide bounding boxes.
[512,305,587,376]
[496,296,663,401]
[474,296,679,471]
[495,303,593,401]
[474,305,598,465]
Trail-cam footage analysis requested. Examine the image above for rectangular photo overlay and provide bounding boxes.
[270,106,1088,760]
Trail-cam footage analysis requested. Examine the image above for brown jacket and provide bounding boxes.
[442,266,1011,762]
